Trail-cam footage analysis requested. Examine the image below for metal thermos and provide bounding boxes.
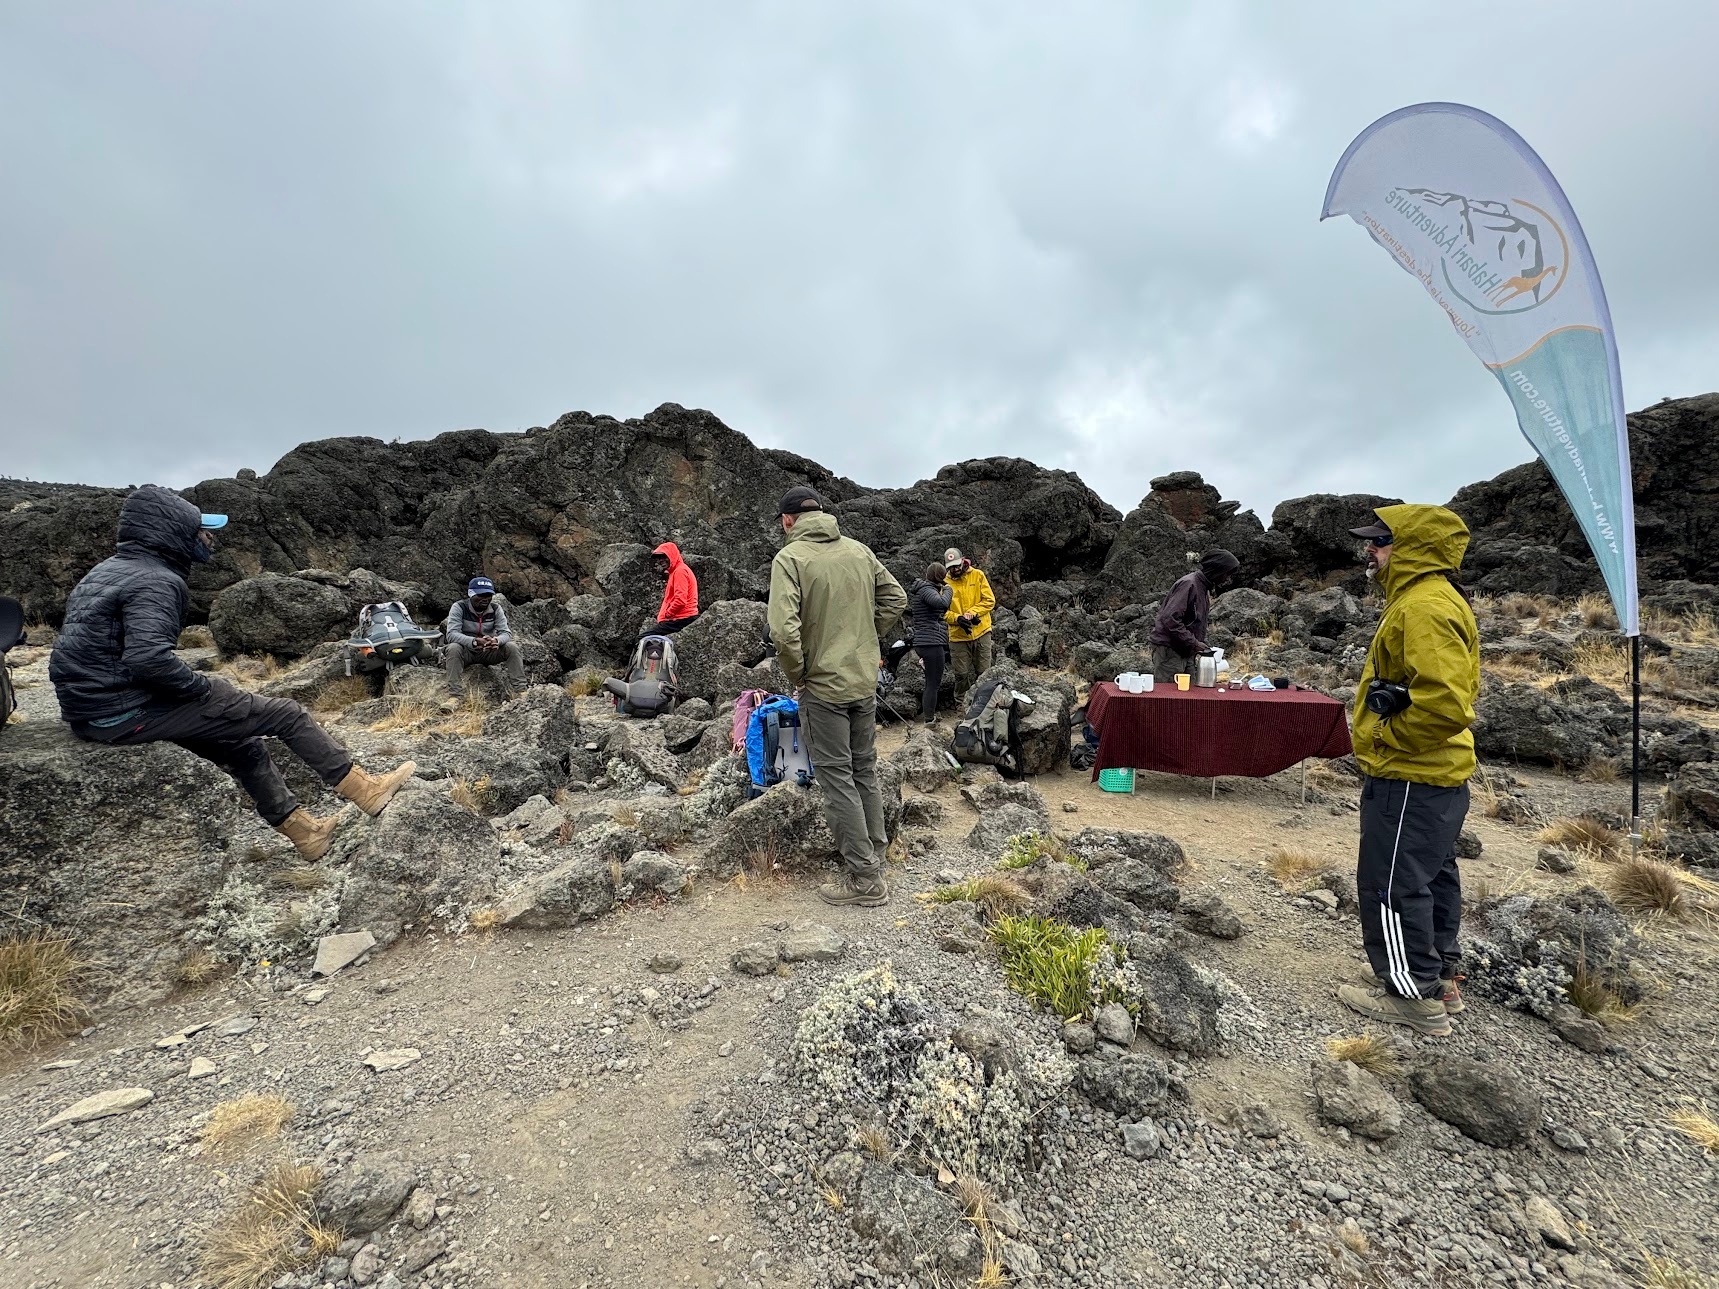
[1195,655,1218,688]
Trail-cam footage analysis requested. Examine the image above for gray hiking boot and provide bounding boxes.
[817,875,888,908]
[1337,983,1451,1036]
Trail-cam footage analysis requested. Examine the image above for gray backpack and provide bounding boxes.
[951,679,1027,777]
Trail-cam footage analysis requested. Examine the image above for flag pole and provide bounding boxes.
[1630,633,1642,858]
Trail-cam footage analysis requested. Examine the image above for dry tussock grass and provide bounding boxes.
[449,774,497,815]
[467,907,502,935]
[1574,593,1618,630]
[270,867,329,892]
[1500,592,1555,623]
[200,1094,295,1162]
[1539,816,1623,859]
[1639,1254,1709,1289]
[311,675,373,712]
[1666,1104,1719,1155]
[1565,956,1641,1025]
[1576,754,1621,785]
[1325,1033,1402,1078]
[854,1124,893,1162]
[0,933,90,1046]
[178,948,227,986]
[1571,639,1631,684]
[918,874,1032,920]
[1608,857,1687,916]
[199,1162,341,1289]
[566,673,606,698]
[1268,848,1333,892]
[177,624,216,648]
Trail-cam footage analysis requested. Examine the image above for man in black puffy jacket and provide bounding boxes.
[50,485,416,859]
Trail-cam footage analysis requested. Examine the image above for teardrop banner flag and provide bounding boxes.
[1321,102,1638,635]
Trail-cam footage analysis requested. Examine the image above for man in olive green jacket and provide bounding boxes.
[768,486,908,906]
[1337,503,1481,1037]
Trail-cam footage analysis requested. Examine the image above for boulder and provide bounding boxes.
[495,854,618,928]
[670,600,770,701]
[966,803,1051,858]
[1291,586,1366,639]
[319,1154,418,1234]
[1072,1053,1185,1120]
[1311,1059,1402,1140]
[1122,932,1233,1055]
[1409,1057,1541,1147]
[619,851,689,898]
[334,785,505,942]
[208,573,350,658]
[1667,762,1719,831]
[700,767,905,878]
[1098,473,1265,607]
[889,728,959,794]
[962,662,1074,777]
[1209,588,1289,636]
[1259,492,1401,586]
[843,1156,984,1278]
[1472,682,1624,765]
[1064,828,1186,876]
[1177,891,1244,940]
[0,720,257,1008]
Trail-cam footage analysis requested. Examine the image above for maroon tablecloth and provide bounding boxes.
[1086,682,1353,779]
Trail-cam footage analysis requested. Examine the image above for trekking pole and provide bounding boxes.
[1629,632,1642,860]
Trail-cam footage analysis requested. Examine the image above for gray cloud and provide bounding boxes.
[2,2,1715,523]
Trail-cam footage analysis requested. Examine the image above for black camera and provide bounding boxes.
[1365,679,1411,717]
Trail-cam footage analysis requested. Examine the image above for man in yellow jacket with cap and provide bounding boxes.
[943,547,996,696]
[1337,504,1481,1037]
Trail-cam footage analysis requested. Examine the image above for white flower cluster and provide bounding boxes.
[1462,935,1571,1018]
[793,964,1072,1184]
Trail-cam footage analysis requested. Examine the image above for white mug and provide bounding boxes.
[1142,674,1154,691]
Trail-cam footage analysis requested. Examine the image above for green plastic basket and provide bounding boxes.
[1098,767,1135,793]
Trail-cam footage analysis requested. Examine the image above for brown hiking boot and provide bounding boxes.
[275,808,340,861]
[817,875,888,908]
[1365,972,1466,1016]
[1337,983,1452,1036]
[335,761,417,816]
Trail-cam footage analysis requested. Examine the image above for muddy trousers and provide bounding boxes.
[1357,775,1469,1000]
[446,641,526,696]
[801,695,887,887]
[73,677,353,827]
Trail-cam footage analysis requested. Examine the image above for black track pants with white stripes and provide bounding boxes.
[1357,775,1470,1000]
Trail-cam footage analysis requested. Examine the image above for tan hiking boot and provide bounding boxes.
[1337,983,1451,1036]
[1363,972,1466,1015]
[335,761,417,816]
[817,875,888,908]
[276,808,340,861]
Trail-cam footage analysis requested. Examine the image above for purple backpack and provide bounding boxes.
[732,689,768,752]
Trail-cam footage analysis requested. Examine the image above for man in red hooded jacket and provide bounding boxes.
[647,542,700,637]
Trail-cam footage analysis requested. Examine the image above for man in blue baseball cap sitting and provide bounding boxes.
[51,485,416,861]
[444,576,526,704]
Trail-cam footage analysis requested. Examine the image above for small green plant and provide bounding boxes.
[997,831,1079,871]
[988,915,1125,1020]
[918,875,1031,920]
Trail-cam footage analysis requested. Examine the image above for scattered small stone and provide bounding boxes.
[1536,847,1578,874]
[1311,1059,1402,1141]
[1120,1120,1160,1160]
[1093,1003,1134,1047]
[363,1048,423,1073]
[39,1060,81,1071]
[1063,1021,1097,1056]
[731,943,780,976]
[1305,889,1339,912]
[302,987,331,1006]
[1409,1057,1541,1148]
[1299,1179,1326,1198]
[778,922,847,964]
[1549,1124,1590,1153]
[935,869,963,886]
[647,951,684,973]
[1525,1195,1578,1250]
[686,1139,726,1164]
[401,1228,448,1273]
[1550,1006,1612,1054]
[1455,829,1484,859]
[1234,1100,1286,1139]
[322,1156,418,1232]
[154,1032,189,1049]
[188,1057,218,1080]
[216,1016,258,1038]
[402,1187,437,1230]
[718,1041,735,1058]
[350,1244,382,1285]
[312,930,377,977]
[1062,802,1079,813]
[37,1088,155,1132]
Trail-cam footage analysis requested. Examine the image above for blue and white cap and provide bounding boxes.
[467,576,496,596]
[200,513,228,529]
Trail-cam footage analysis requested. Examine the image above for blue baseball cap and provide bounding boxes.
[200,513,228,529]
[467,576,495,596]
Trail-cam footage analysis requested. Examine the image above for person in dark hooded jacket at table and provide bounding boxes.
[50,485,416,861]
[1148,549,1240,679]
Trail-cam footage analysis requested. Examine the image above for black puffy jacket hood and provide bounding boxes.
[117,484,204,570]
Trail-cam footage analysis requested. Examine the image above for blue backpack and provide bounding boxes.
[745,695,815,797]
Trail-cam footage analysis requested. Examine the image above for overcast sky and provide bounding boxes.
[2,3,1715,521]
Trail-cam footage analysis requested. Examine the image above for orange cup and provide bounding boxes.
[1174,674,1191,691]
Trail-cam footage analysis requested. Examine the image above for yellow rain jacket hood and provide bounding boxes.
[1351,504,1481,788]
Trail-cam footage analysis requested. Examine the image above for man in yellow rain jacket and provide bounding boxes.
[1337,504,1481,1037]
[942,547,996,695]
